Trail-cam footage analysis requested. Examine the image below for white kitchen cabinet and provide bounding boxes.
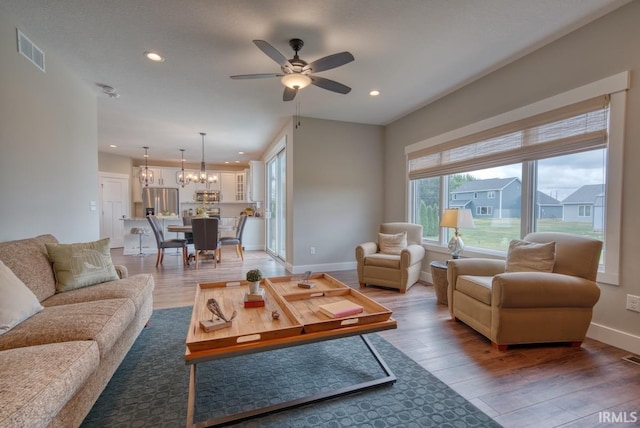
[220,171,245,202]
[242,217,265,250]
[246,160,265,202]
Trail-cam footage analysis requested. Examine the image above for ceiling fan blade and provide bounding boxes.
[310,76,351,94]
[253,40,293,69]
[283,87,297,102]
[230,73,282,80]
[303,51,354,73]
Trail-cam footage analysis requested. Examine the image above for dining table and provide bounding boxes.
[167,222,236,265]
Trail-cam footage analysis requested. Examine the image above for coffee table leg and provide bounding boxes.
[191,334,396,427]
[187,364,197,428]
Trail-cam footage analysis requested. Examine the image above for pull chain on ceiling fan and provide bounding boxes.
[230,38,354,101]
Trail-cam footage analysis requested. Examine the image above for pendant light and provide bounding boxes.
[139,146,154,187]
[197,132,218,188]
[175,149,191,188]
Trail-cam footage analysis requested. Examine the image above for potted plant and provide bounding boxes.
[246,269,262,294]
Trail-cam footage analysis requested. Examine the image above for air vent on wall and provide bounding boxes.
[17,29,45,72]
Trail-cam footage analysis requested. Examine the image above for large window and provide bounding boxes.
[406,72,628,284]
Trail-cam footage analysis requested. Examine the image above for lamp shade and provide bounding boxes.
[440,209,475,229]
[281,73,311,90]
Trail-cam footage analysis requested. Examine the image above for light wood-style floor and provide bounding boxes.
[112,247,640,428]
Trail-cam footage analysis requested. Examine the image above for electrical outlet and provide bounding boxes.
[626,294,640,312]
[310,247,316,255]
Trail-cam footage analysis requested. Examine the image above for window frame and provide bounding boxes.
[406,72,629,286]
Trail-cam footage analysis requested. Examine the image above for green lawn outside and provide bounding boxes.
[427,218,603,252]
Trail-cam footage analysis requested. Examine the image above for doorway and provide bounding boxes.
[266,147,286,261]
[99,173,129,248]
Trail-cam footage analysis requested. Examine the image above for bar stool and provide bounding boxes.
[130,227,148,257]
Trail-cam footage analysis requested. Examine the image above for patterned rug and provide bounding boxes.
[82,306,500,427]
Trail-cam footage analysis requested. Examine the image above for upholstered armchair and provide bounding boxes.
[355,222,426,293]
[447,232,602,350]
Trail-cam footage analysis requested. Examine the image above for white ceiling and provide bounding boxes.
[0,0,630,166]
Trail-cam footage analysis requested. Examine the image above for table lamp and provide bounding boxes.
[439,209,475,258]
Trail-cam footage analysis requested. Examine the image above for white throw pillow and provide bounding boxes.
[0,259,43,335]
[505,239,556,273]
[379,232,408,255]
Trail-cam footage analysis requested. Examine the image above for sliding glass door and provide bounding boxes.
[266,147,286,261]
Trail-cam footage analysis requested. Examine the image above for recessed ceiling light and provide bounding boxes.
[144,51,164,62]
[224,161,229,164]
[369,90,380,96]
[235,160,240,163]
[238,151,244,155]
[109,144,117,148]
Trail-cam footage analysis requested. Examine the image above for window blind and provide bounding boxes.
[408,95,609,180]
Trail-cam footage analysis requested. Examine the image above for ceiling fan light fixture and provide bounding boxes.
[281,73,311,90]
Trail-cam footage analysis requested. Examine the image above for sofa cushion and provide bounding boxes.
[0,234,58,302]
[505,239,555,273]
[456,275,493,305]
[0,341,99,428]
[364,253,401,269]
[0,298,135,358]
[43,273,154,313]
[45,238,119,293]
[0,260,44,335]
[379,232,407,255]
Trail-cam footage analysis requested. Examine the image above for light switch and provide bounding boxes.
[90,201,97,211]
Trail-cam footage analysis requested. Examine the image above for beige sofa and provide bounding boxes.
[447,232,602,350]
[0,235,154,427]
[356,222,426,293]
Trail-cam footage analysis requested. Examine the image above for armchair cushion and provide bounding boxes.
[379,232,407,255]
[364,253,401,269]
[505,239,555,273]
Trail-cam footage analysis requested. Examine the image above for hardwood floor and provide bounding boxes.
[112,247,640,428]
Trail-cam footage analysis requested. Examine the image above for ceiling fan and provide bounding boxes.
[230,38,354,101]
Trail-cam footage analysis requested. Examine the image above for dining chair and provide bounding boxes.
[191,217,220,269]
[147,215,188,267]
[219,214,248,261]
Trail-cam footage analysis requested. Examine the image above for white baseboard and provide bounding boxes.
[587,322,640,355]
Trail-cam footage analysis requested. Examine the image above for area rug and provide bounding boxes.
[82,306,500,427]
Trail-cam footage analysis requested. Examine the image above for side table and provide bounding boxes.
[430,261,448,305]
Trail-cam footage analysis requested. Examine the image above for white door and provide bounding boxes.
[266,147,286,261]
[99,173,130,248]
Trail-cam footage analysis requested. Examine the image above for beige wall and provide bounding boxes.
[98,152,133,175]
[289,117,384,270]
[385,1,640,352]
[0,13,99,243]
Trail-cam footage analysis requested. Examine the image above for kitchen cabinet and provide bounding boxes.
[246,160,265,202]
[220,172,245,202]
[242,217,265,250]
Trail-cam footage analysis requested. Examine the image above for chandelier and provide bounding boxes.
[175,149,191,188]
[196,132,218,188]
[139,146,154,187]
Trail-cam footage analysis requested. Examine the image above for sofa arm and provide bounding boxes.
[115,265,129,279]
[400,244,426,267]
[492,272,601,308]
[355,242,378,262]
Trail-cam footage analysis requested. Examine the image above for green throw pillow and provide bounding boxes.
[46,238,119,292]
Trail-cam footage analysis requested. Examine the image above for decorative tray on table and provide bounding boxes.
[186,280,303,352]
[264,273,392,333]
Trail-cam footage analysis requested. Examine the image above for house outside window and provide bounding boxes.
[487,191,496,199]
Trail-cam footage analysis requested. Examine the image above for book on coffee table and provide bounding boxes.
[318,300,364,318]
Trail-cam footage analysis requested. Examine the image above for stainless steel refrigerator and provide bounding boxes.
[141,187,179,216]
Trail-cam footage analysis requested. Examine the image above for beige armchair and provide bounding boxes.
[447,232,602,350]
[356,222,426,293]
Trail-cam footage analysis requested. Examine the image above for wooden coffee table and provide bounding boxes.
[185,273,397,428]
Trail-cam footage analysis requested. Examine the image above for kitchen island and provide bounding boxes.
[122,216,182,255]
